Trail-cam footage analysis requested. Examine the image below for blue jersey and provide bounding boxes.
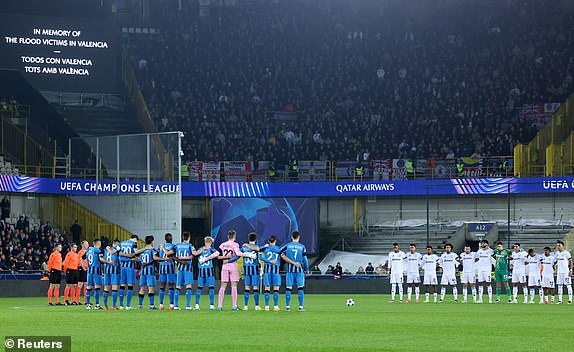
[139,248,156,276]
[86,247,103,275]
[261,245,281,274]
[104,246,120,275]
[174,242,194,272]
[197,247,217,278]
[240,244,260,276]
[119,240,137,268]
[158,242,175,274]
[282,242,308,273]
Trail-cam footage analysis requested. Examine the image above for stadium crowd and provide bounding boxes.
[0,219,70,273]
[128,0,574,163]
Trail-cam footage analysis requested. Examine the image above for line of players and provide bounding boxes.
[48,230,310,311]
[386,240,573,304]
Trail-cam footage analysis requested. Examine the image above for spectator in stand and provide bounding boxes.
[16,216,25,231]
[43,221,52,235]
[310,265,321,275]
[0,196,10,221]
[356,266,366,275]
[70,220,82,245]
[365,262,375,275]
[124,0,574,165]
[333,262,343,278]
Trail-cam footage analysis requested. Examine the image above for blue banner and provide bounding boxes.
[1,175,574,197]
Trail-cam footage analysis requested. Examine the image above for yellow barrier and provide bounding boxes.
[1,112,54,177]
[54,196,133,243]
[521,92,574,176]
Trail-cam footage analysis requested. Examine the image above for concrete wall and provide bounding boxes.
[71,194,181,244]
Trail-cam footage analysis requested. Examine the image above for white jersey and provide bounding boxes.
[541,255,557,276]
[527,254,543,275]
[476,248,494,272]
[459,252,477,273]
[387,251,406,274]
[510,251,528,274]
[555,250,572,274]
[439,252,459,275]
[422,254,439,274]
[405,252,422,273]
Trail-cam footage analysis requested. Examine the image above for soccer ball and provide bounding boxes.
[346,298,355,306]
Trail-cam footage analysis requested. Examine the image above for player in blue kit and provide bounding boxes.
[138,235,169,310]
[85,239,115,310]
[196,236,220,310]
[281,231,309,311]
[118,235,150,310]
[232,232,262,311]
[260,235,282,311]
[157,233,176,310]
[173,231,205,310]
[102,239,120,310]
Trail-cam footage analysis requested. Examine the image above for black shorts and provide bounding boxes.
[49,270,62,284]
[78,268,87,282]
[66,270,78,284]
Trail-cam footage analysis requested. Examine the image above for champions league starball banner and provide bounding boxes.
[1,175,574,197]
[210,198,319,255]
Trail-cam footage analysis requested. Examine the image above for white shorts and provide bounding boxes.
[477,271,491,283]
[556,273,572,286]
[440,273,457,286]
[511,271,527,284]
[423,272,438,285]
[541,274,555,289]
[528,273,541,287]
[460,272,476,284]
[389,272,403,284]
[406,273,420,284]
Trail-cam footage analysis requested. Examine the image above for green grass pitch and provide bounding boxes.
[1,294,573,351]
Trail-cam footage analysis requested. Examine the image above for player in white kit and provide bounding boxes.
[526,248,544,304]
[386,243,406,303]
[421,245,439,303]
[458,244,477,303]
[541,247,557,304]
[509,243,528,304]
[404,244,422,303]
[554,240,572,304]
[476,240,494,303]
[438,243,459,302]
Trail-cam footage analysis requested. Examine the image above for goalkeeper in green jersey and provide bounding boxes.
[494,242,512,303]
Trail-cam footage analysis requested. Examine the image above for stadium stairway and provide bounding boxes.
[497,225,572,252]
[320,225,459,256]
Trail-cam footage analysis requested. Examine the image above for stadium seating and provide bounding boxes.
[124,0,574,163]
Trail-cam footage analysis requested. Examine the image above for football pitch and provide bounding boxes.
[2,294,573,351]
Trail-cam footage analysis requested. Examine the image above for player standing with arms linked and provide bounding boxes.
[138,235,169,310]
[554,240,572,304]
[217,230,257,310]
[157,233,176,310]
[239,232,263,310]
[476,240,494,303]
[493,242,512,303]
[118,235,149,309]
[386,243,406,303]
[509,243,528,304]
[173,232,206,310]
[526,248,544,304]
[195,236,218,310]
[260,235,282,311]
[405,244,422,303]
[85,239,115,310]
[438,243,459,302]
[281,231,308,311]
[421,245,439,303]
[458,244,478,303]
[541,246,557,304]
[102,239,120,310]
